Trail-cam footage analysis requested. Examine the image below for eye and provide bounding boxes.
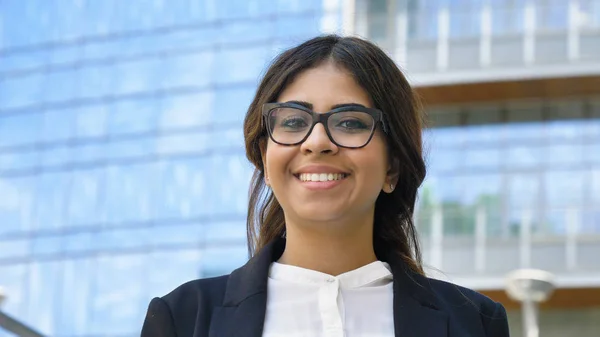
[281,116,309,129]
[337,118,369,130]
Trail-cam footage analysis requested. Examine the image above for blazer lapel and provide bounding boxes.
[208,239,285,337]
[391,259,449,337]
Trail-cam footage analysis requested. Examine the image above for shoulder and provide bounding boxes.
[142,275,230,337]
[162,274,230,309]
[425,277,510,336]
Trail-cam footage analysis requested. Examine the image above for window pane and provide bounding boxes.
[75,103,109,139]
[162,51,214,89]
[40,107,77,143]
[78,63,115,99]
[66,168,105,227]
[214,46,269,85]
[89,254,147,335]
[113,57,161,95]
[104,163,158,223]
[155,158,210,219]
[0,263,29,319]
[545,170,585,207]
[108,96,160,135]
[159,91,214,130]
[23,260,63,336]
[147,249,203,299]
[43,68,78,103]
[209,155,252,215]
[0,149,39,172]
[58,257,95,336]
[509,173,540,209]
[34,171,71,230]
[0,73,44,110]
[213,86,255,124]
[0,176,35,234]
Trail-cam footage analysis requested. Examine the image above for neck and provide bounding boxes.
[277,218,377,276]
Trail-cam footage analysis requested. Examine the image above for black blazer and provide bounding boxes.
[141,238,509,337]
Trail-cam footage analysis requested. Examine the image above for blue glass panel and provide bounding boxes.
[31,235,63,257]
[584,142,600,164]
[39,145,73,168]
[81,0,116,37]
[0,237,29,259]
[62,231,94,254]
[0,49,51,73]
[147,249,203,299]
[58,257,95,336]
[46,0,86,42]
[113,57,162,95]
[149,223,205,246]
[74,103,109,138]
[66,168,105,227]
[209,154,253,215]
[465,124,504,145]
[43,67,80,105]
[276,0,322,13]
[155,132,210,156]
[0,112,42,147]
[491,0,525,35]
[81,39,122,62]
[155,158,210,219]
[23,260,62,336]
[70,142,107,166]
[508,173,539,209]
[105,137,156,161]
[94,226,151,251]
[0,1,36,47]
[157,27,218,52]
[200,245,248,277]
[506,144,542,169]
[39,107,77,143]
[208,126,245,150]
[427,148,462,173]
[464,148,501,169]
[0,263,28,319]
[214,46,269,85]
[89,254,147,335]
[213,86,256,123]
[545,120,583,141]
[216,0,267,19]
[104,163,158,223]
[0,176,35,234]
[204,220,246,243]
[591,169,600,209]
[0,73,44,110]
[535,0,568,31]
[108,96,160,135]
[505,122,544,142]
[543,144,583,166]
[219,20,274,45]
[162,51,214,90]
[0,149,39,172]
[77,63,115,98]
[50,44,80,66]
[545,170,585,207]
[33,171,71,230]
[159,91,214,130]
[274,15,320,40]
[430,127,464,148]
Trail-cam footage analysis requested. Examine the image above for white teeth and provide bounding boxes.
[298,173,347,182]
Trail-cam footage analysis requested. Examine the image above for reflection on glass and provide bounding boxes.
[544,170,585,207]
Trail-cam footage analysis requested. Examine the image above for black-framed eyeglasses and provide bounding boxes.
[262,102,388,149]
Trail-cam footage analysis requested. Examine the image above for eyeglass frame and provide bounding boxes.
[261,102,389,149]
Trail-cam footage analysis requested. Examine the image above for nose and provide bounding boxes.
[300,123,338,155]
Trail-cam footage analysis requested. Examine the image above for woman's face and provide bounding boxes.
[262,62,394,230]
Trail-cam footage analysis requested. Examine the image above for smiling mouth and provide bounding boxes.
[294,173,349,182]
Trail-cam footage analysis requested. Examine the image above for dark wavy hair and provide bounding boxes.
[243,35,426,274]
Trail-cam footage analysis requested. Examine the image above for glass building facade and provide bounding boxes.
[0,0,344,335]
[0,0,599,336]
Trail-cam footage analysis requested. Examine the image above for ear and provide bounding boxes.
[383,156,400,193]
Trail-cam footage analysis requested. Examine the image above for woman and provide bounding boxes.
[141,35,509,337]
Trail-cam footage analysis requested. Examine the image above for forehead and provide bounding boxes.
[277,62,373,110]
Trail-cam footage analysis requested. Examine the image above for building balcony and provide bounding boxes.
[354,0,600,86]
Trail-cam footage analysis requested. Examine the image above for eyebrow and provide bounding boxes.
[285,100,368,111]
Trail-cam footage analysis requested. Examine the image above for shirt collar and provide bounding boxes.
[269,260,393,289]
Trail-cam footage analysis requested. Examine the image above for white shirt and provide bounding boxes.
[262,261,395,337]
